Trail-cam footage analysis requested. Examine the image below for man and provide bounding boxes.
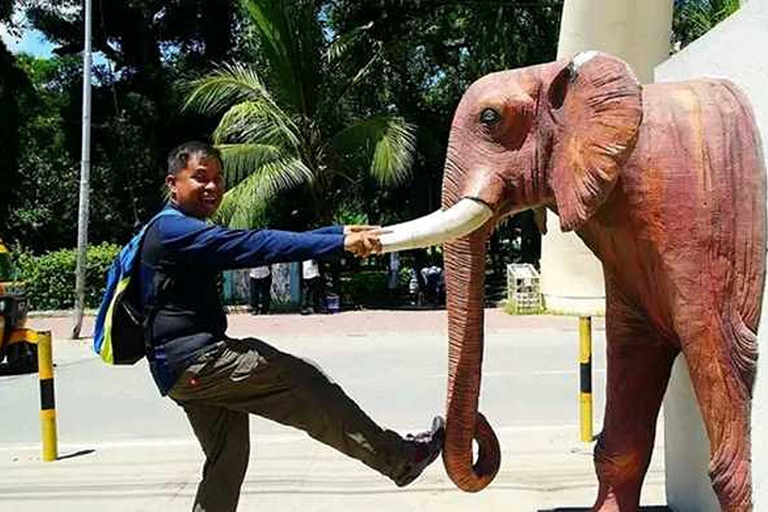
[300,258,322,314]
[138,141,443,512]
[248,265,271,314]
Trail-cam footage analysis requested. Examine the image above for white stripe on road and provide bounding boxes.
[0,424,588,453]
[423,369,606,379]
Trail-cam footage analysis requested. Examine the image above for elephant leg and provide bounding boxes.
[677,310,755,511]
[593,285,678,512]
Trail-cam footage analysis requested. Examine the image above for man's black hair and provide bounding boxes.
[167,141,222,176]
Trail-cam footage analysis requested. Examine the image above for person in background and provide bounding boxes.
[301,258,323,314]
[249,265,271,315]
[420,264,444,306]
[387,252,400,304]
[139,141,444,512]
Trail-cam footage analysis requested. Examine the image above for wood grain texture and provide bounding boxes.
[439,52,765,510]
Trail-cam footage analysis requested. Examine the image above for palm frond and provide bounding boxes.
[330,116,416,188]
[215,185,271,230]
[214,182,259,228]
[182,62,272,115]
[254,156,316,200]
[215,157,314,228]
[240,0,322,116]
[240,0,290,67]
[335,44,382,103]
[215,155,315,229]
[325,21,374,64]
[216,143,284,189]
[213,101,303,151]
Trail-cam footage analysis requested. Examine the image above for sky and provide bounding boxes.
[0,9,56,58]
[0,25,56,57]
[1,16,108,67]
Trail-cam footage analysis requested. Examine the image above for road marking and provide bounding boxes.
[421,369,606,379]
[0,424,594,453]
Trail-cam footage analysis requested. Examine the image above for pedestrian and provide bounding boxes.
[301,258,323,314]
[420,265,443,306]
[249,265,271,315]
[139,141,444,512]
[387,252,400,304]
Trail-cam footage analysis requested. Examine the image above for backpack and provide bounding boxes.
[93,208,181,364]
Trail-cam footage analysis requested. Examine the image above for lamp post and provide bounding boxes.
[71,0,92,339]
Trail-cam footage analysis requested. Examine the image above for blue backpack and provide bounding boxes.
[93,209,180,364]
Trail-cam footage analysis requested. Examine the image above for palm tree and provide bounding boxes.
[183,0,416,229]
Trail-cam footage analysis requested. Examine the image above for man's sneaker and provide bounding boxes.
[394,416,445,487]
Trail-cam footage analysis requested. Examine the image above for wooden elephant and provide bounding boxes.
[380,51,766,511]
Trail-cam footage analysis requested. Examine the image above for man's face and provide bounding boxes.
[167,153,224,218]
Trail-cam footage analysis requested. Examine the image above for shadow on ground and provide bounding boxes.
[58,449,96,461]
[0,363,37,376]
[540,508,670,511]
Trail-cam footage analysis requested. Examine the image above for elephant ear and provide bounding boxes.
[548,51,642,232]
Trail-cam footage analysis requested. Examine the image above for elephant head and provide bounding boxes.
[380,52,643,492]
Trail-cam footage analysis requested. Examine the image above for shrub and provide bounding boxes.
[12,243,121,311]
[340,270,388,307]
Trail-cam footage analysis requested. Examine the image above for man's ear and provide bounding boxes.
[165,174,176,199]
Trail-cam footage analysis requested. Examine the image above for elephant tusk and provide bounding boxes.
[379,198,494,253]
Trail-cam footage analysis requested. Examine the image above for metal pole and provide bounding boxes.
[37,331,58,461]
[72,0,93,339]
[579,315,593,442]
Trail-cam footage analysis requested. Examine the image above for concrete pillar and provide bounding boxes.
[557,0,674,82]
[542,0,673,315]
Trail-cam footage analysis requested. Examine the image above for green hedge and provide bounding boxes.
[13,243,121,311]
[340,270,389,306]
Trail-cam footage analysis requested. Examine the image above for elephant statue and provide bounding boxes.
[380,51,766,511]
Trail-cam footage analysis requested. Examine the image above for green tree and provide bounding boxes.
[183,0,416,229]
[0,0,30,241]
[8,54,81,251]
[673,0,742,49]
[11,0,241,250]
[327,1,561,225]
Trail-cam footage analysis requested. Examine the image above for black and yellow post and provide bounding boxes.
[579,315,593,442]
[37,330,58,461]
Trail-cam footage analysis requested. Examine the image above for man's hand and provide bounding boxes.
[344,230,382,258]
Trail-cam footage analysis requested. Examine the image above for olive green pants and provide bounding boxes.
[169,337,412,512]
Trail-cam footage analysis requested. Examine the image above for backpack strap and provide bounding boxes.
[136,207,185,354]
[141,207,183,235]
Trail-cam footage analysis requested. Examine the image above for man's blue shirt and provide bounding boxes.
[138,204,344,395]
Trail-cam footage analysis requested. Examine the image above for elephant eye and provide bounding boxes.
[480,108,501,126]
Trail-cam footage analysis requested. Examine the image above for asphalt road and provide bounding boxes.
[0,310,667,511]
[0,311,608,444]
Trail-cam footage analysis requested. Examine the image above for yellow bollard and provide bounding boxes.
[579,316,593,442]
[37,330,58,461]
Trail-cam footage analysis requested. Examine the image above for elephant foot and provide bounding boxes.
[710,441,753,512]
[716,500,752,512]
[592,436,645,512]
[592,485,641,512]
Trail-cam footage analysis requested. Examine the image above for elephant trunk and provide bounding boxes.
[443,228,501,492]
[374,153,500,491]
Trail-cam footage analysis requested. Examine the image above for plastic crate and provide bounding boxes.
[506,263,542,314]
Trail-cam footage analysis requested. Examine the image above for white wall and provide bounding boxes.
[655,0,768,509]
[662,358,719,511]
